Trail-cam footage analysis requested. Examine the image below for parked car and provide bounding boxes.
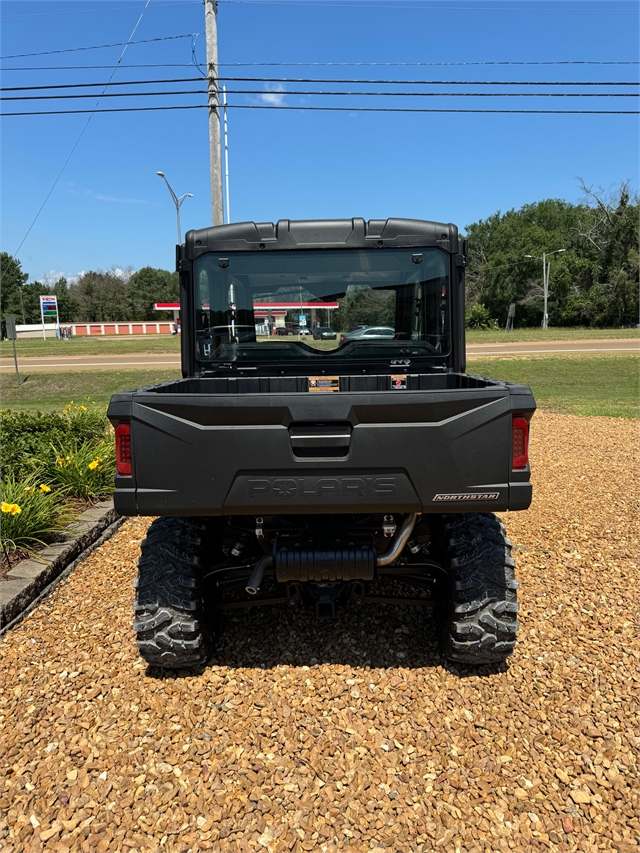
[339,326,395,343]
[312,326,337,340]
[293,325,311,336]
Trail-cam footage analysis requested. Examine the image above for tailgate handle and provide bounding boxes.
[289,423,352,455]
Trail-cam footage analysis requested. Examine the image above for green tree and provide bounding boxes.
[333,287,395,332]
[52,277,79,323]
[1,253,29,323]
[128,266,179,320]
[68,270,131,322]
[20,280,52,324]
[576,180,639,326]
[463,185,638,329]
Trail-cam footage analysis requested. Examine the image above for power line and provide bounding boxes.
[4,90,638,101]
[11,1,153,259]
[3,60,639,71]
[222,60,640,66]
[2,77,637,90]
[3,103,637,117]
[1,78,208,92]
[217,0,639,8]
[1,2,200,18]
[1,65,194,71]
[217,76,640,85]
[0,34,200,60]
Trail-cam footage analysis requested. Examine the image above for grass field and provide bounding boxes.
[468,353,639,419]
[0,368,182,412]
[1,353,637,418]
[465,326,639,343]
[1,326,638,359]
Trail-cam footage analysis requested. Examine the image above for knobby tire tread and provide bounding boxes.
[440,512,520,665]
[133,517,212,670]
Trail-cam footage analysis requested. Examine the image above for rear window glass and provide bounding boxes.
[194,248,450,363]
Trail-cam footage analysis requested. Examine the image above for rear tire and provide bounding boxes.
[133,517,214,670]
[438,513,520,665]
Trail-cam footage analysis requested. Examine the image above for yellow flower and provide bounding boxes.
[1,502,22,515]
[88,460,100,470]
[24,486,33,494]
[56,457,65,466]
[39,484,51,494]
[79,405,87,411]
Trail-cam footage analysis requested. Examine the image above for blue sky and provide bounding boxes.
[1,0,638,283]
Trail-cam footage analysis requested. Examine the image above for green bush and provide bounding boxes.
[44,439,116,499]
[0,474,74,555]
[0,400,110,480]
[466,303,497,330]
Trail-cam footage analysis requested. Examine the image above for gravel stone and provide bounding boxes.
[1,412,638,853]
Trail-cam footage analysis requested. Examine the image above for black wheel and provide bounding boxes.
[133,517,216,670]
[438,513,520,665]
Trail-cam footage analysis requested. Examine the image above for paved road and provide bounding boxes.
[466,339,640,356]
[0,355,182,372]
[0,338,638,371]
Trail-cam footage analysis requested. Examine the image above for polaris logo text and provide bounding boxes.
[249,477,398,498]
[433,492,500,502]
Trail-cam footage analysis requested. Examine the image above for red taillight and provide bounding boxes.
[115,423,132,476]
[512,417,529,470]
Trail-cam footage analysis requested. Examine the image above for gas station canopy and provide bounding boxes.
[154,302,339,315]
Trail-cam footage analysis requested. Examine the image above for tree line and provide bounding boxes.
[464,181,638,328]
[0,262,179,326]
[2,181,637,331]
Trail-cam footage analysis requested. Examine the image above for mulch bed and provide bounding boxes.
[0,412,638,853]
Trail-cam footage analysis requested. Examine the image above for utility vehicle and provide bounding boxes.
[107,218,535,670]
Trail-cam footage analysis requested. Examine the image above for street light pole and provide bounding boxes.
[524,249,566,329]
[222,84,231,224]
[157,171,193,244]
[542,251,547,330]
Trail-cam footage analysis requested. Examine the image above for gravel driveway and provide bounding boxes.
[1,412,638,853]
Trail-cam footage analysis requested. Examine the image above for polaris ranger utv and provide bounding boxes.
[107,218,535,670]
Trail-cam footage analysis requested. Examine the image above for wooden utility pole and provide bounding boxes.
[205,0,224,226]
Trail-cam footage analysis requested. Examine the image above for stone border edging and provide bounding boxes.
[0,499,125,633]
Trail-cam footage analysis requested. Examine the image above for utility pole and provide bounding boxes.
[205,0,224,226]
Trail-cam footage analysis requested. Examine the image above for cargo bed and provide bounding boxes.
[107,372,534,517]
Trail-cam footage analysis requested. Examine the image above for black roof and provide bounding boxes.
[184,217,459,259]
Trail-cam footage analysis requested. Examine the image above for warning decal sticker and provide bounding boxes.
[308,377,340,392]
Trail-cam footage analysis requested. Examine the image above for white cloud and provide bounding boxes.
[111,266,134,282]
[65,186,154,205]
[93,193,154,205]
[66,271,86,286]
[38,268,136,286]
[258,83,286,106]
[41,270,68,286]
